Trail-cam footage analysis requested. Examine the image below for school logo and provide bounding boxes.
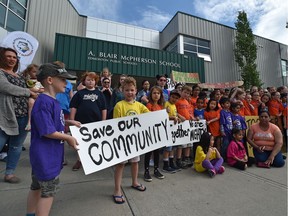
[12,38,34,57]
[126,109,138,116]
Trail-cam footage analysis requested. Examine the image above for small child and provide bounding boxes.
[100,67,112,87]
[163,90,185,173]
[144,86,165,182]
[22,64,43,131]
[204,98,221,151]
[113,77,149,204]
[219,97,233,160]
[70,72,107,171]
[194,132,225,177]
[26,63,80,216]
[268,91,284,131]
[230,103,247,133]
[227,128,254,170]
[194,97,205,120]
[175,85,195,168]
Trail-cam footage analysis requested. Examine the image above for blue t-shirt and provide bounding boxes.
[56,80,73,114]
[231,113,247,130]
[30,94,65,181]
[70,88,106,124]
[194,108,205,120]
[220,109,233,136]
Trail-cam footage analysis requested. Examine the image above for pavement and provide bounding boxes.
[0,134,287,216]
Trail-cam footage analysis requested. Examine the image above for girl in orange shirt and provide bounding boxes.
[204,98,221,151]
[268,91,284,131]
[190,85,201,108]
[144,86,165,182]
[250,91,261,116]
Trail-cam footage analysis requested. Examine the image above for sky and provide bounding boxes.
[70,0,288,45]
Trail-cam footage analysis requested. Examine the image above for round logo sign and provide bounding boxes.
[12,37,34,57]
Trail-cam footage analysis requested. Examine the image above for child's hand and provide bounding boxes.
[67,136,79,151]
[66,120,81,128]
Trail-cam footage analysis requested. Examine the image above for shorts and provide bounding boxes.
[164,146,176,152]
[120,156,140,164]
[30,174,60,198]
[180,143,193,148]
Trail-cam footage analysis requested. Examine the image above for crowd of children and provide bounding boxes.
[1,59,287,214]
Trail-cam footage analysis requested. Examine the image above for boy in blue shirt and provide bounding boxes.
[219,97,233,160]
[26,63,80,216]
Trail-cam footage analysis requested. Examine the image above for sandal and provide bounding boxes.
[113,195,125,204]
[4,176,20,184]
[131,184,146,192]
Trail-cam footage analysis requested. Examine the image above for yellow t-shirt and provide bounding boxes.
[194,145,217,172]
[113,100,150,118]
[165,101,177,118]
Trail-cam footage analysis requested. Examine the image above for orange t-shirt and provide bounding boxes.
[250,123,280,151]
[240,99,251,116]
[176,98,194,120]
[204,110,221,136]
[250,100,260,116]
[190,96,198,108]
[267,99,284,116]
[146,103,163,112]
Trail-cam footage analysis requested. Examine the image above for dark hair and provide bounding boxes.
[156,74,168,80]
[0,47,19,72]
[102,77,110,83]
[175,83,183,90]
[230,102,240,110]
[141,79,149,86]
[148,85,165,107]
[199,132,212,154]
[219,96,230,105]
[198,91,207,98]
[196,97,205,103]
[280,93,287,99]
[259,108,270,116]
[231,128,244,150]
[205,98,219,112]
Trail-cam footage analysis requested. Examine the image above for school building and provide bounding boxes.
[0,0,287,87]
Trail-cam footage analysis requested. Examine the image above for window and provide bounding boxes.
[165,38,178,53]
[282,60,287,77]
[9,0,25,19]
[0,4,6,28]
[183,36,211,61]
[0,0,7,5]
[6,10,25,31]
[0,0,28,32]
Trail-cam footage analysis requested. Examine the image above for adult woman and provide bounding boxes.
[156,74,169,101]
[111,74,127,107]
[0,47,37,183]
[136,80,150,104]
[247,109,285,168]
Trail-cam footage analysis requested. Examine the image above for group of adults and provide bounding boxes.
[0,46,286,183]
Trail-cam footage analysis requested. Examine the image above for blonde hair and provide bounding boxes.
[122,76,136,88]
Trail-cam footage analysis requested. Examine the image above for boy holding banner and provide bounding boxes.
[26,63,79,216]
[112,77,149,204]
[175,85,196,168]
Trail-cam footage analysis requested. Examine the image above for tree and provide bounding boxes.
[234,11,262,89]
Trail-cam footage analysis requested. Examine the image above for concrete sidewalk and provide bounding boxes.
[0,135,287,216]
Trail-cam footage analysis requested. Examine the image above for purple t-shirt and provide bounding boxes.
[30,94,65,181]
[231,113,247,130]
[220,109,233,136]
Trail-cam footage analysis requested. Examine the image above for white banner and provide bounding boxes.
[169,120,207,146]
[1,31,39,71]
[70,110,170,175]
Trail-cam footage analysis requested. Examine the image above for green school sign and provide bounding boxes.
[54,33,205,81]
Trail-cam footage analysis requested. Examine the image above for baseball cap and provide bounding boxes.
[37,63,77,82]
[170,89,181,97]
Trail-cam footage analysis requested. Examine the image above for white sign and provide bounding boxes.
[1,31,39,71]
[70,110,170,175]
[169,120,207,146]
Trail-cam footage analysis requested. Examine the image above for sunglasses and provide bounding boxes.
[159,79,167,82]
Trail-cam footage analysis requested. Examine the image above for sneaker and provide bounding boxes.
[144,171,152,182]
[185,158,193,167]
[208,169,216,178]
[72,160,82,171]
[154,169,165,179]
[176,160,188,169]
[169,161,181,172]
[218,166,225,174]
[162,166,176,173]
[149,159,154,167]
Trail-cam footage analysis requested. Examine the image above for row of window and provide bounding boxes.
[0,0,27,32]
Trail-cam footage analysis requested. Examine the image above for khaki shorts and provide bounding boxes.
[30,174,60,198]
[120,156,140,164]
